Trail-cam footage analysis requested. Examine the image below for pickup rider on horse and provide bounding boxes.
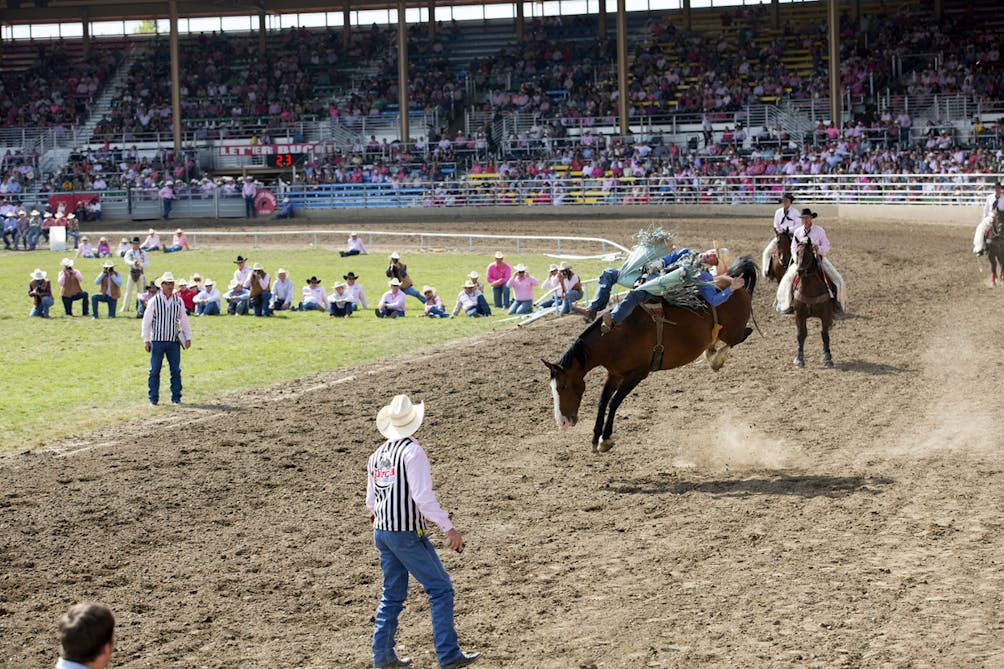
[775,209,846,314]
[973,181,1003,256]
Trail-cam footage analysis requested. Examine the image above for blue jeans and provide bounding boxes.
[91,294,117,318]
[196,301,220,316]
[375,308,405,318]
[402,285,427,304]
[162,199,173,219]
[373,529,462,668]
[610,287,651,325]
[244,196,255,218]
[476,294,492,315]
[340,248,361,257]
[561,289,583,314]
[586,268,620,312]
[148,340,182,404]
[62,292,89,316]
[27,228,42,249]
[508,299,533,314]
[252,291,271,317]
[30,296,53,317]
[426,306,449,318]
[227,298,249,315]
[491,285,510,308]
[67,229,79,249]
[163,244,183,253]
[301,301,325,312]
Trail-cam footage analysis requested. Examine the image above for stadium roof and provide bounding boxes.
[0,0,530,26]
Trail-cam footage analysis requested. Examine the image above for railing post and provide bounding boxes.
[254,233,260,249]
[313,232,318,248]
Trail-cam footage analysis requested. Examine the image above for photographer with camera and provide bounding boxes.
[248,262,271,317]
[556,261,583,315]
[57,258,89,317]
[122,237,148,313]
[91,260,122,318]
[385,252,426,304]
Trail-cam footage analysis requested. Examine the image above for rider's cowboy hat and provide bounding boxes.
[780,192,795,202]
[376,394,424,439]
[799,208,818,218]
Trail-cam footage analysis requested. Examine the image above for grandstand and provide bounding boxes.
[0,0,1002,218]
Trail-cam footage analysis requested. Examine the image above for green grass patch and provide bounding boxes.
[0,248,607,450]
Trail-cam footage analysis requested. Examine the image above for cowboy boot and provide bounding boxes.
[583,309,597,324]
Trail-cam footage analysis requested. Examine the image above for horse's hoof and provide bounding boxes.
[597,437,615,453]
[823,356,834,368]
[794,356,804,368]
[591,440,599,453]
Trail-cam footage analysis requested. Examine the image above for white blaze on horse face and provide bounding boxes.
[550,378,570,430]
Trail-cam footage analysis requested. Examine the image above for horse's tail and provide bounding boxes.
[728,256,758,296]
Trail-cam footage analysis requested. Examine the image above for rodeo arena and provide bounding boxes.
[3,0,1004,666]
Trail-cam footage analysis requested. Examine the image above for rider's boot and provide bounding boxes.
[583,309,597,324]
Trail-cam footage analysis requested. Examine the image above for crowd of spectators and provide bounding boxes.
[0,42,120,128]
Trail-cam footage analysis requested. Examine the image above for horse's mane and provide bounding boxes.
[556,319,601,368]
[727,256,758,296]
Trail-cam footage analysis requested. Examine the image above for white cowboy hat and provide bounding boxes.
[558,261,571,270]
[332,281,347,290]
[148,228,156,234]
[156,272,177,285]
[177,278,188,286]
[422,285,436,295]
[494,251,504,259]
[463,279,476,288]
[468,271,479,279]
[67,214,76,220]
[276,268,288,275]
[251,262,264,271]
[388,278,402,286]
[549,263,559,271]
[102,259,115,268]
[60,258,74,267]
[376,394,425,439]
[191,272,202,280]
[228,279,239,289]
[514,263,527,272]
[204,278,215,286]
[175,228,183,234]
[390,252,400,260]
[30,268,46,280]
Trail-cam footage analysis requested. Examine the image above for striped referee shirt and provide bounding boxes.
[141,292,192,344]
[366,437,453,534]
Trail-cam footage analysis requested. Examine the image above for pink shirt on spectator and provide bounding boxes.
[506,273,539,301]
[486,261,511,287]
[378,288,407,313]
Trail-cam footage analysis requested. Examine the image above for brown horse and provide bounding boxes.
[543,257,758,452]
[792,238,834,368]
[985,211,1004,286]
[766,229,793,282]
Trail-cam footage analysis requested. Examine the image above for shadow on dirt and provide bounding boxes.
[605,474,893,498]
[836,359,913,375]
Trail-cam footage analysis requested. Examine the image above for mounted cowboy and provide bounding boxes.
[583,226,675,323]
[775,208,846,314]
[973,181,1003,256]
[761,192,799,279]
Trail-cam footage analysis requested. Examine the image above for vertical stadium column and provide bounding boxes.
[683,0,692,32]
[598,0,607,39]
[343,0,352,50]
[771,0,779,30]
[259,11,266,57]
[82,9,91,59]
[616,0,628,137]
[827,0,840,128]
[428,0,435,42]
[169,0,182,153]
[397,0,409,146]
[516,2,524,42]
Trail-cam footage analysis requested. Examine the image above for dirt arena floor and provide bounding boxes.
[2,214,1003,668]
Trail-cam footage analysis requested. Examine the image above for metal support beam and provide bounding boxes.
[258,11,266,56]
[598,0,607,38]
[397,0,409,144]
[771,0,780,30]
[428,0,435,41]
[82,9,91,58]
[169,0,182,153]
[616,0,627,136]
[343,0,351,50]
[515,2,524,42]
[682,0,691,31]
[828,0,840,126]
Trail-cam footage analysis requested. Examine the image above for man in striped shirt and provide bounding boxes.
[141,272,192,406]
[366,395,480,669]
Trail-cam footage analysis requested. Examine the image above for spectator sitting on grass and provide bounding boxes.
[421,285,449,318]
[299,276,329,311]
